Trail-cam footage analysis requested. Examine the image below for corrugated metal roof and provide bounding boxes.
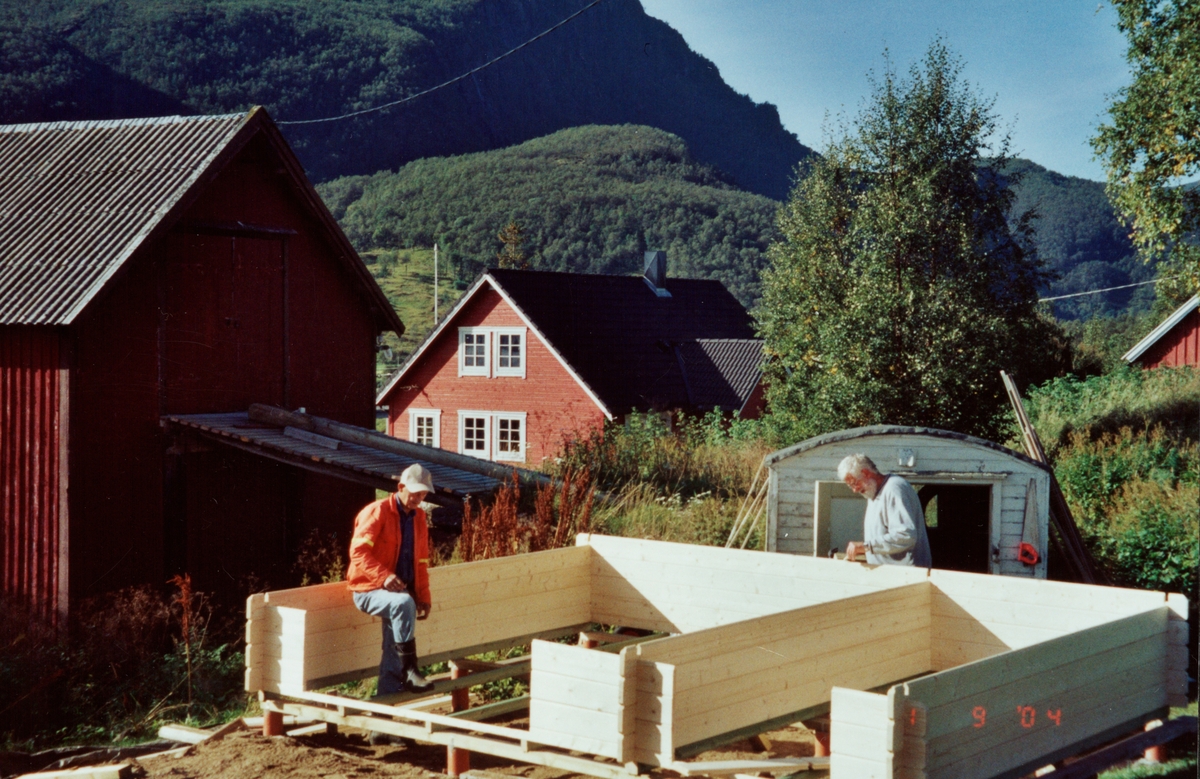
[0,113,250,325]
[164,412,501,498]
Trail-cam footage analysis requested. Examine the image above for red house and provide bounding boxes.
[0,109,403,623]
[377,257,765,465]
[1123,294,1200,369]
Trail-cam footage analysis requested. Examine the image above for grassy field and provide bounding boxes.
[365,248,466,392]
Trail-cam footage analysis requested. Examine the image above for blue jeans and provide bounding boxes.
[352,589,416,697]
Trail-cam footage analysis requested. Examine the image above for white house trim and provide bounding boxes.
[1122,294,1199,364]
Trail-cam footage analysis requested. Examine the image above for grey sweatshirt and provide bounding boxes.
[863,475,932,567]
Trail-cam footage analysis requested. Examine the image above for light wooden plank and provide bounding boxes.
[528,700,621,757]
[932,592,1125,634]
[904,607,1166,710]
[831,720,891,762]
[829,752,891,779]
[924,651,1164,760]
[531,669,621,711]
[930,570,1164,613]
[532,638,621,679]
[639,583,930,664]
[926,684,1167,779]
[671,646,930,746]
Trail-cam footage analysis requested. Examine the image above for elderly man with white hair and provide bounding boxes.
[838,454,932,567]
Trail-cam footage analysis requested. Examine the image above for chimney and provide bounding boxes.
[643,250,671,298]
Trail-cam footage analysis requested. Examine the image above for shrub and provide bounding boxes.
[0,577,249,750]
[555,410,773,501]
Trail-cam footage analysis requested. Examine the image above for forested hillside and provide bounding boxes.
[321,125,1143,316]
[1002,159,1148,318]
[321,124,779,305]
[0,0,811,200]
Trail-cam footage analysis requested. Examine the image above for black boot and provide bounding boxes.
[397,640,434,694]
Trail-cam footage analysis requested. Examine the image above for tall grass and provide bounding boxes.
[551,410,774,547]
[1021,365,1199,456]
[0,578,247,751]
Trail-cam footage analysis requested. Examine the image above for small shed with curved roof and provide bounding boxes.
[764,426,1052,578]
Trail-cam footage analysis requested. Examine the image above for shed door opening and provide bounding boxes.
[814,480,992,573]
[916,484,991,574]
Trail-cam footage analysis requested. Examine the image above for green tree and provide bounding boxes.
[758,43,1066,442]
[1092,0,1199,308]
[496,220,530,269]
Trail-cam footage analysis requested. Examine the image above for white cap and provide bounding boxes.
[399,463,434,494]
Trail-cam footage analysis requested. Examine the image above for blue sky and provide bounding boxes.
[640,0,1130,181]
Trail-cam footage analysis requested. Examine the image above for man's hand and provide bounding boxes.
[844,541,867,562]
[383,574,407,593]
[416,602,430,621]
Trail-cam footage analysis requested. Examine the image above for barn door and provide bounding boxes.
[162,232,285,413]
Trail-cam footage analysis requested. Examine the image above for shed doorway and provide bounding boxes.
[916,483,991,574]
[813,480,992,573]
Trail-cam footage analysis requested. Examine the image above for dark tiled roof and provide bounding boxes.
[488,269,760,415]
[678,338,764,412]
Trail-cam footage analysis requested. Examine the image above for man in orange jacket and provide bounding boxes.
[347,463,435,696]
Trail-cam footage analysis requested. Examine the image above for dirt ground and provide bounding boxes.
[131,723,828,779]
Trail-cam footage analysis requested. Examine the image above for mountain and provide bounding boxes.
[0,0,812,201]
[1001,159,1151,319]
[320,124,780,306]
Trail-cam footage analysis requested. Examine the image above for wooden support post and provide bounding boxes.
[803,718,830,758]
[263,710,284,736]
[447,662,471,776]
[579,632,599,649]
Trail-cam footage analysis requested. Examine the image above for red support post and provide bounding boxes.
[447,662,471,776]
[1144,719,1164,763]
[263,710,284,736]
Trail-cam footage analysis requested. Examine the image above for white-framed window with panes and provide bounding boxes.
[457,410,527,463]
[457,326,526,378]
[408,409,441,448]
[458,328,489,376]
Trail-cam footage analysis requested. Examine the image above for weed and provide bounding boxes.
[294,528,347,585]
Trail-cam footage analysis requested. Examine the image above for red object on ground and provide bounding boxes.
[263,710,284,737]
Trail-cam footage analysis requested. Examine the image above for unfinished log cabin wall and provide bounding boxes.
[245,535,1188,779]
[246,545,593,693]
[764,427,1051,578]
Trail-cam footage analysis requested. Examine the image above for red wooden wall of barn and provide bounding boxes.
[0,327,65,624]
[67,131,377,604]
[387,286,606,465]
[1141,309,1200,369]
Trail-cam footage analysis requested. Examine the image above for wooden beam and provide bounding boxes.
[449,695,530,722]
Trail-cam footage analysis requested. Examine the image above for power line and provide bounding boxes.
[278,0,605,126]
[1039,276,1174,302]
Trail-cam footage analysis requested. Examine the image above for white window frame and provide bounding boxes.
[458,411,491,457]
[493,411,527,462]
[492,327,527,379]
[457,410,527,463]
[458,328,489,376]
[408,408,442,448]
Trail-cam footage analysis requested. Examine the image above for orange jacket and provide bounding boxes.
[346,494,431,606]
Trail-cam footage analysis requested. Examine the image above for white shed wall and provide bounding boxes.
[768,433,1050,578]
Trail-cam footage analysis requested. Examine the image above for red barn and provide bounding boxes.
[0,109,403,624]
[1123,295,1200,369]
[377,259,765,465]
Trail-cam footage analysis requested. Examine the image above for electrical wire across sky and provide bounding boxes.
[278,0,605,126]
